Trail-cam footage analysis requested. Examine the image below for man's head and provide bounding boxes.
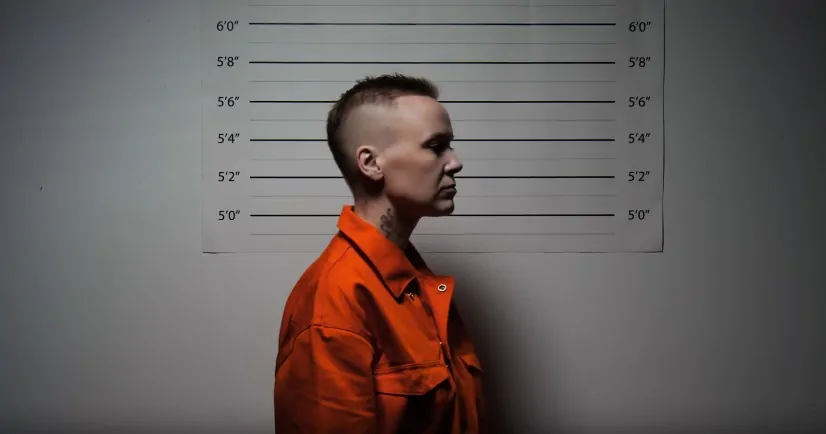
[326,74,463,219]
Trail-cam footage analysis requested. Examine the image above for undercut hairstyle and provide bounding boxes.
[325,73,440,190]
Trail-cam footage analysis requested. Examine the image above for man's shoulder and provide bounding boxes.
[283,236,376,337]
[295,235,372,296]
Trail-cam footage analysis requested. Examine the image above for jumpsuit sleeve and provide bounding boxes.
[274,324,377,434]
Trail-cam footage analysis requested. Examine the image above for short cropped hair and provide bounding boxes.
[325,73,440,190]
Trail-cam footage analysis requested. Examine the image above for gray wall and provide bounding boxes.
[1,1,824,433]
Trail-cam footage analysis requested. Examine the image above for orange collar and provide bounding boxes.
[336,205,432,299]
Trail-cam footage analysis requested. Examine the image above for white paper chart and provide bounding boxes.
[200,0,664,253]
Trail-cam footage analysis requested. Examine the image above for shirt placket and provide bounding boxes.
[420,276,469,433]
[420,278,454,362]
[405,278,452,367]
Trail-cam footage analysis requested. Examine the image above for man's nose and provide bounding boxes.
[445,150,463,174]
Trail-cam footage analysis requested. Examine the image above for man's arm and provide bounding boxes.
[274,324,377,434]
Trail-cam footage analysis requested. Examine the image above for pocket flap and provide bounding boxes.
[373,362,450,396]
[458,352,483,372]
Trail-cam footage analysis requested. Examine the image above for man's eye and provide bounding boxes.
[430,141,451,151]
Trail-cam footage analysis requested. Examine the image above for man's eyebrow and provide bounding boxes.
[423,131,454,143]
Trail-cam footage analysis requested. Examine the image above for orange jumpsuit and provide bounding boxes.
[274,205,486,433]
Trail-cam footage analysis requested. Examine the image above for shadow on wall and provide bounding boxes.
[437,255,565,434]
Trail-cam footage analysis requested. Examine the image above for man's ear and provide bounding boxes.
[355,145,383,181]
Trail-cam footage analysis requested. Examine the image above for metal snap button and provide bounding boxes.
[437,284,447,292]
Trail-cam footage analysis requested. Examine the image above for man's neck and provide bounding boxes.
[353,198,417,249]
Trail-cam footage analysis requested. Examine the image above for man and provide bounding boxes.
[273,74,486,433]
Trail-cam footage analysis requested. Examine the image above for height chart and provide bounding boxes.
[200,0,665,253]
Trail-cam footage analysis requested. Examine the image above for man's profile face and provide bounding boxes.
[376,94,463,218]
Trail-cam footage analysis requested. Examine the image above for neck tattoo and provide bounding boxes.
[379,208,404,247]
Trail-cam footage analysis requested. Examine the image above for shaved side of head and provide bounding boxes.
[338,104,397,166]
[326,74,439,195]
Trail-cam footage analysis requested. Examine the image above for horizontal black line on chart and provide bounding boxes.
[248,138,615,142]
[249,232,616,236]
[249,175,615,179]
[248,61,615,65]
[250,119,617,124]
[249,119,615,123]
[246,4,617,8]
[248,80,617,83]
[247,42,616,46]
[248,22,617,26]
[249,100,615,104]
[250,157,616,161]
[247,194,616,198]
[250,213,614,217]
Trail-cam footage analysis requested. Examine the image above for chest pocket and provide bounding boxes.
[373,361,450,395]
[373,362,453,433]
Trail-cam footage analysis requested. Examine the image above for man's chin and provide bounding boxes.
[428,199,456,217]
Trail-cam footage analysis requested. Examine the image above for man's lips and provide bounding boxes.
[441,185,457,195]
